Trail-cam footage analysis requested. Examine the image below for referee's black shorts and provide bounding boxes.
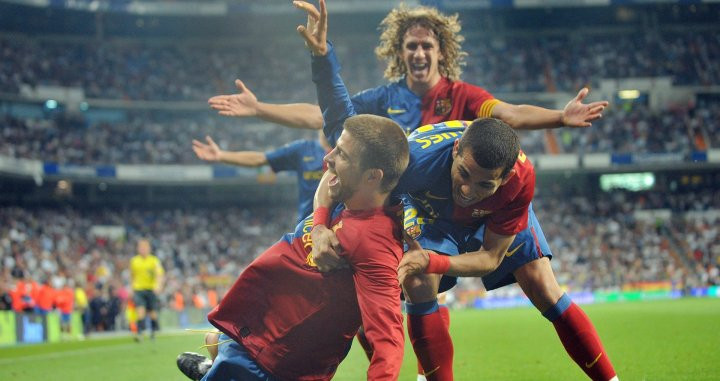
[133,289,160,311]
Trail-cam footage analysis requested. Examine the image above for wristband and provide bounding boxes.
[313,206,330,228]
[425,251,450,274]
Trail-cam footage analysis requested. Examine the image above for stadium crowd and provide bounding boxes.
[1,30,718,101]
[1,98,717,166]
[0,112,309,165]
[1,189,718,333]
[0,205,293,333]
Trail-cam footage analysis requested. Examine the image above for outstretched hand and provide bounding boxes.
[561,88,609,128]
[293,0,328,56]
[192,136,222,162]
[207,79,259,118]
[397,231,429,285]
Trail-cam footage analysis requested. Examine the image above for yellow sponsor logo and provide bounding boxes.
[415,131,463,149]
[387,107,407,115]
[518,151,527,163]
[505,242,525,257]
[585,353,602,368]
[305,253,317,267]
[303,170,324,181]
[303,156,316,162]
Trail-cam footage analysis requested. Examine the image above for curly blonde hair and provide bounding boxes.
[375,5,466,81]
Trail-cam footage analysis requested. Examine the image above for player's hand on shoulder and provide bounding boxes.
[293,0,328,56]
[310,225,347,272]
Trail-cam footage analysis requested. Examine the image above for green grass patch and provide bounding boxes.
[1,298,718,380]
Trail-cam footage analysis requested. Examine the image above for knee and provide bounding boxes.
[205,332,220,360]
[402,274,440,304]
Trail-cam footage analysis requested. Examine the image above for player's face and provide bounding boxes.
[401,25,444,89]
[137,240,151,256]
[323,131,363,203]
[450,143,506,207]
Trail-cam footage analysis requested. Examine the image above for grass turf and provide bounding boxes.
[0,298,718,380]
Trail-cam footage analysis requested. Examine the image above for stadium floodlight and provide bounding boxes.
[45,99,58,109]
[617,90,640,100]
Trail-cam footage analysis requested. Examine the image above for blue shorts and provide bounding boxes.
[202,334,276,381]
[404,202,552,292]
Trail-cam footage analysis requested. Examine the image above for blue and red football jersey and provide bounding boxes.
[265,139,327,222]
[208,206,405,381]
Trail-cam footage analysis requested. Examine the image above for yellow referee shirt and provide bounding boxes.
[130,254,164,291]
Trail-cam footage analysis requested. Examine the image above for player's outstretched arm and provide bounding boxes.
[208,79,323,130]
[192,136,268,167]
[492,87,609,130]
[398,230,515,283]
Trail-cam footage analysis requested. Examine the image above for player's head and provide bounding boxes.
[451,118,520,207]
[376,5,466,85]
[137,238,151,257]
[324,114,409,203]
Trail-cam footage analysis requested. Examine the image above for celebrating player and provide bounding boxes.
[209,6,606,134]
[177,114,410,381]
[192,130,330,222]
[297,1,618,380]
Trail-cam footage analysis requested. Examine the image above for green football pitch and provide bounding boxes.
[1,298,718,380]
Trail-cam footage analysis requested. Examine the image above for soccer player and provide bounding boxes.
[178,114,410,381]
[129,238,164,342]
[209,6,606,134]
[192,130,331,222]
[299,1,618,380]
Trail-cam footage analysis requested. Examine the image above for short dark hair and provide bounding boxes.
[343,115,410,193]
[457,118,519,178]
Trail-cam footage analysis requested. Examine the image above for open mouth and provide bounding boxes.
[454,190,476,206]
[409,62,429,75]
[328,173,340,187]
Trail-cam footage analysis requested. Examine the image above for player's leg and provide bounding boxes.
[403,272,453,381]
[402,203,462,381]
[147,291,160,339]
[512,207,618,381]
[514,258,617,381]
[133,291,148,341]
[416,296,451,381]
[205,332,220,360]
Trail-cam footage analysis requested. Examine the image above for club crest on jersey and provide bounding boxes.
[435,98,452,116]
[471,209,491,218]
[405,224,422,239]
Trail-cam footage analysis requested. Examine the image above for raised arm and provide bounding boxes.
[295,0,355,147]
[492,88,609,130]
[192,136,268,167]
[208,79,323,130]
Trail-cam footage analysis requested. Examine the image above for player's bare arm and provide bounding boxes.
[208,79,323,130]
[492,87,609,130]
[192,136,268,166]
[398,229,515,283]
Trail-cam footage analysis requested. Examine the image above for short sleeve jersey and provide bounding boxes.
[265,139,327,221]
[394,121,536,235]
